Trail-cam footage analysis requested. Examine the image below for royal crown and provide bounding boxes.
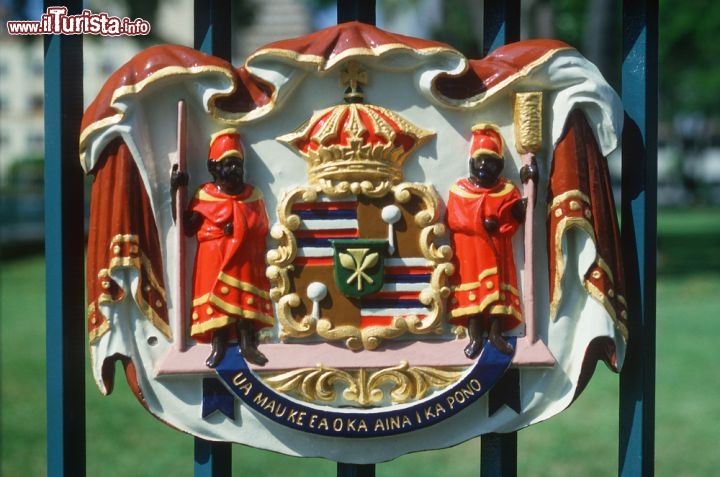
[277,62,434,196]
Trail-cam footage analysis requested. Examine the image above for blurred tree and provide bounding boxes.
[5,156,44,192]
[528,0,720,123]
[428,0,719,123]
[431,0,483,58]
[428,0,621,88]
[659,0,720,121]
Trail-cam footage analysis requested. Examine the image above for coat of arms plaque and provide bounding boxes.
[82,22,627,463]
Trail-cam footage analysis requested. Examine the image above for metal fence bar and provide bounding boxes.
[619,1,658,476]
[481,432,517,477]
[337,0,376,24]
[337,463,376,477]
[482,0,521,56]
[336,2,376,474]
[479,2,521,475]
[194,0,232,61]
[195,439,232,477]
[193,1,234,475]
[43,1,86,476]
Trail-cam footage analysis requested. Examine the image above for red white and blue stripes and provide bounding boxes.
[293,200,358,267]
[359,257,432,327]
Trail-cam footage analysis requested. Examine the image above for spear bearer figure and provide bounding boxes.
[174,130,274,367]
[446,124,537,359]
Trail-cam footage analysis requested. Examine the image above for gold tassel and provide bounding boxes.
[513,92,543,154]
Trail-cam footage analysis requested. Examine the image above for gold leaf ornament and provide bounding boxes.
[339,252,355,270]
[259,362,467,406]
[341,249,379,291]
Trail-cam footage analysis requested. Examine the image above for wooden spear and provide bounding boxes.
[172,99,188,352]
[513,92,555,366]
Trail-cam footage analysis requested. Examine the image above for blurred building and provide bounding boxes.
[0,0,313,185]
[0,36,45,177]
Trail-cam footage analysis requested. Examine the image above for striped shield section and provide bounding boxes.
[359,257,433,327]
[293,199,359,266]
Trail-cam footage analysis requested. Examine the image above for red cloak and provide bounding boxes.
[188,183,273,342]
[446,177,523,330]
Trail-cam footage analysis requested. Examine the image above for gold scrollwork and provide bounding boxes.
[267,224,296,267]
[259,362,467,407]
[393,182,440,228]
[275,293,316,339]
[316,178,396,198]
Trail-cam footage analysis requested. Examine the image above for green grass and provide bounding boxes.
[2,207,719,476]
[657,207,720,276]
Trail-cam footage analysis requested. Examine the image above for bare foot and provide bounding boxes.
[488,331,514,355]
[205,329,228,368]
[487,316,514,355]
[464,338,484,359]
[239,344,268,367]
[237,320,268,366]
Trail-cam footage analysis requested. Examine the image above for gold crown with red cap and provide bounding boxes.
[470,123,504,160]
[209,129,245,162]
[277,62,433,197]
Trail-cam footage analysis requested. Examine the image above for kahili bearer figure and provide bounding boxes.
[180,130,274,367]
[446,124,537,359]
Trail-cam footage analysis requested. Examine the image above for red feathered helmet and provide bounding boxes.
[209,129,244,162]
[469,123,504,160]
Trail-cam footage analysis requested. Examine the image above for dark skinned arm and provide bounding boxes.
[511,198,528,223]
[183,210,203,237]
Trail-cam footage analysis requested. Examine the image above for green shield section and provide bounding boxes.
[331,239,387,298]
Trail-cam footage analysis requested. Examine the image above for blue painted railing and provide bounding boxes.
[44,1,85,476]
[619,3,658,476]
[44,1,657,476]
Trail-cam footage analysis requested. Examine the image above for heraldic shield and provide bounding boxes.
[81,21,629,463]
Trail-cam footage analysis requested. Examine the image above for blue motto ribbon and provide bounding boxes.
[215,338,515,438]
